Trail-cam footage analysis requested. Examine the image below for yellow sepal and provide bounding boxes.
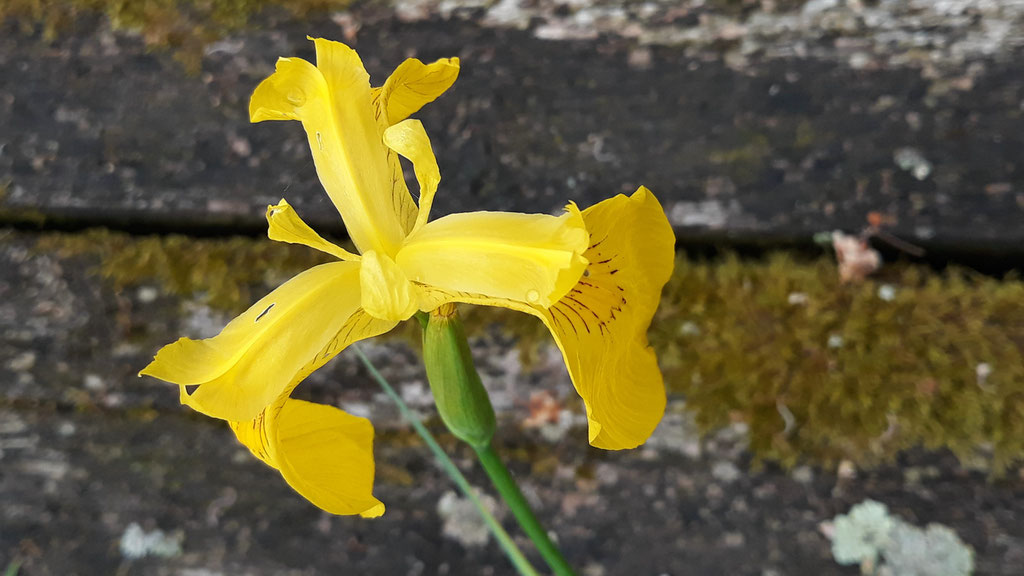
[397,207,589,308]
[141,262,377,422]
[249,39,408,257]
[229,396,385,517]
[267,199,359,261]
[415,188,675,449]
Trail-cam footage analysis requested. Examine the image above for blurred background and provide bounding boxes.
[1,0,1022,574]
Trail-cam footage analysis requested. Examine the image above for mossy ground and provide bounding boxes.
[654,254,1023,474]
[36,228,1024,474]
[0,0,352,71]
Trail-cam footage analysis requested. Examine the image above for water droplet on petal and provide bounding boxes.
[315,131,325,151]
[286,88,306,106]
[526,289,540,303]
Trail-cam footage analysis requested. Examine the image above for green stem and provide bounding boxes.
[474,443,576,576]
[352,345,540,576]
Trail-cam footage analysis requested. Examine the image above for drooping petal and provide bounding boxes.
[359,250,421,322]
[227,308,394,516]
[374,56,460,126]
[383,119,440,233]
[141,262,393,422]
[275,398,385,517]
[416,188,675,449]
[249,39,407,257]
[266,199,359,261]
[230,394,384,517]
[397,208,589,308]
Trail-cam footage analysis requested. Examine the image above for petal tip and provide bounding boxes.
[359,501,386,518]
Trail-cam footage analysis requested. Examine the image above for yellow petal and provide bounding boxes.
[230,396,384,516]
[375,56,460,126]
[360,250,421,322]
[371,57,458,235]
[249,56,323,122]
[267,199,359,261]
[397,208,589,308]
[141,262,392,422]
[417,188,675,449]
[249,40,407,257]
[382,119,440,233]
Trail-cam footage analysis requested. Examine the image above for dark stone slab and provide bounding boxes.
[4,407,1024,574]
[2,8,1023,261]
[2,226,1023,574]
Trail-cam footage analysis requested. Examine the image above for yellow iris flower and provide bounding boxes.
[141,38,675,518]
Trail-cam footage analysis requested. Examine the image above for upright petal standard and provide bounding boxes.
[141,37,675,516]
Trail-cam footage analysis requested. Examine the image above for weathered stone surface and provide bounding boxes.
[4,407,1024,574]
[2,226,1023,574]
[4,2,1024,572]
[2,4,1024,258]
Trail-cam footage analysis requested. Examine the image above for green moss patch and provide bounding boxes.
[464,252,1024,474]
[36,228,335,311]
[652,253,1024,473]
[36,229,1024,473]
[1,0,353,71]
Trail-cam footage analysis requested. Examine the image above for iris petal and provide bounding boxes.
[375,56,460,126]
[372,56,459,234]
[397,208,589,308]
[230,395,384,517]
[382,119,440,233]
[360,250,421,322]
[141,262,388,422]
[415,188,675,449]
[266,199,359,260]
[249,39,407,257]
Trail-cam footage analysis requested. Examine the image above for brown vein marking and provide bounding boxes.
[550,305,578,335]
[546,309,567,333]
[316,313,359,365]
[392,174,404,204]
[577,279,624,299]
[565,295,602,322]
[243,410,268,460]
[319,334,340,364]
[588,235,608,250]
[403,86,435,97]
[257,410,270,457]
[556,301,591,334]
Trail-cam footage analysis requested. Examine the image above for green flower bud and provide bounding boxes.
[422,304,496,447]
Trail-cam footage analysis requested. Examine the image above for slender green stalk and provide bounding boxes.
[352,345,540,576]
[419,306,577,575]
[474,443,576,576]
